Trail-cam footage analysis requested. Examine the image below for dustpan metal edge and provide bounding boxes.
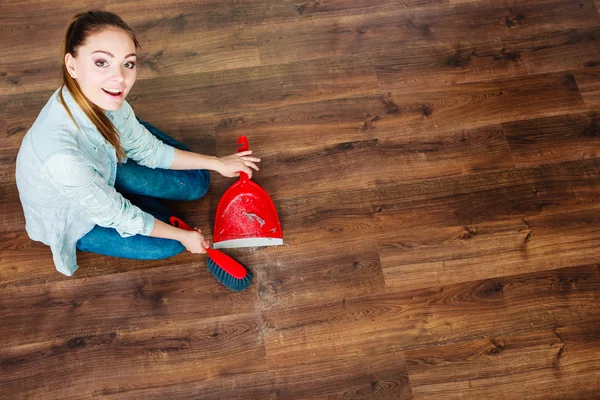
[213,238,284,249]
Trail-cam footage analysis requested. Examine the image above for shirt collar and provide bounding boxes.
[59,86,114,148]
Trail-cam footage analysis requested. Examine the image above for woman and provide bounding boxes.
[15,10,260,276]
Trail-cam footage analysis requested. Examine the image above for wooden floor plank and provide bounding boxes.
[254,0,600,66]
[105,0,299,30]
[213,96,387,155]
[129,29,262,80]
[292,0,445,18]
[503,111,600,167]
[0,94,9,184]
[405,322,600,400]
[99,372,278,400]
[0,94,7,136]
[0,312,267,400]
[374,27,600,91]
[98,352,414,400]
[227,239,386,311]
[380,207,600,291]
[0,262,258,349]
[0,183,26,235]
[261,264,600,369]
[268,353,414,400]
[379,72,586,134]
[270,158,600,247]
[574,66,600,111]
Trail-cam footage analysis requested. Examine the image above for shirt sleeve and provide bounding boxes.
[116,100,175,169]
[43,150,155,237]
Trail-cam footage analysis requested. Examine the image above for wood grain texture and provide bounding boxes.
[99,372,278,400]
[379,72,586,133]
[0,94,10,184]
[234,239,386,310]
[254,0,600,66]
[503,111,600,167]
[574,66,600,110]
[0,312,267,399]
[405,322,600,400]
[97,353,413,400]
[261,264,600,368]
[105,0,299,29]
[374,27,600,91]
[380,207,600,291]
[2,0,600,398]
[270,158,600,247]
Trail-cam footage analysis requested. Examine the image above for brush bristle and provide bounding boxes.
[207,258,253,292]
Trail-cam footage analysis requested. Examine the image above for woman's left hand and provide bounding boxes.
[216,150,261,178]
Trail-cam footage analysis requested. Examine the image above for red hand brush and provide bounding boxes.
[169,216,253,292]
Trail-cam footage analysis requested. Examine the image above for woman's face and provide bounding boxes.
[65,28,137,111]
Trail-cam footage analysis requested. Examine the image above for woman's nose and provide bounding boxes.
[111,66,125,82]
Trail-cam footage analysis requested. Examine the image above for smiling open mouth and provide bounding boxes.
[102,88,123,98]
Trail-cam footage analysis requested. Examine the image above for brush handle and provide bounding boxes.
[237,135,250,183]
[169,216,210,251]
[169,216,247,279]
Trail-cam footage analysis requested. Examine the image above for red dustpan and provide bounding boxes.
[213,136,283,249]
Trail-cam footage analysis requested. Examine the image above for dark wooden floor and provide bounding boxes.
[2,0,600,398]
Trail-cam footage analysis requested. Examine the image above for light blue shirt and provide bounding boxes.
[15,87,175,276]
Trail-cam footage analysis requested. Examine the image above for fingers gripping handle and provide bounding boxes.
[170,216,211,254]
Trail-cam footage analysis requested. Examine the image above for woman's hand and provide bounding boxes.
[216,150,261,178]
[180,227,210,254]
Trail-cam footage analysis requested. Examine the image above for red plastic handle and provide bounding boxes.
[238,136,249,152]
[170,215,212,253]
[237,136,249,182]
[169,216,191,230]
[169,216,247,279]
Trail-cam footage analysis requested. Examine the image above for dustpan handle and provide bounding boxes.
[237,136,249,182]
[238,136,249,152]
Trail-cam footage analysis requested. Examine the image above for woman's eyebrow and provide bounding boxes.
[92,50,136,58]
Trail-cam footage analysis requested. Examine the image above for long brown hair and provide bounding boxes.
[60,10,140,161]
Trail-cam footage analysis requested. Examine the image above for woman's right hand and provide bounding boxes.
[180,227,210,254]
[215,151,260,178]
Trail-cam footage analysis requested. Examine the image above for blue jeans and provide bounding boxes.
[75,119,210,260]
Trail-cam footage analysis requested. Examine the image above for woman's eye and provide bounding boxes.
[124,61,136,69]
[95,60,108,67]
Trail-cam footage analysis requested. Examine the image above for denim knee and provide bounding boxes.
[185,169,210,201]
